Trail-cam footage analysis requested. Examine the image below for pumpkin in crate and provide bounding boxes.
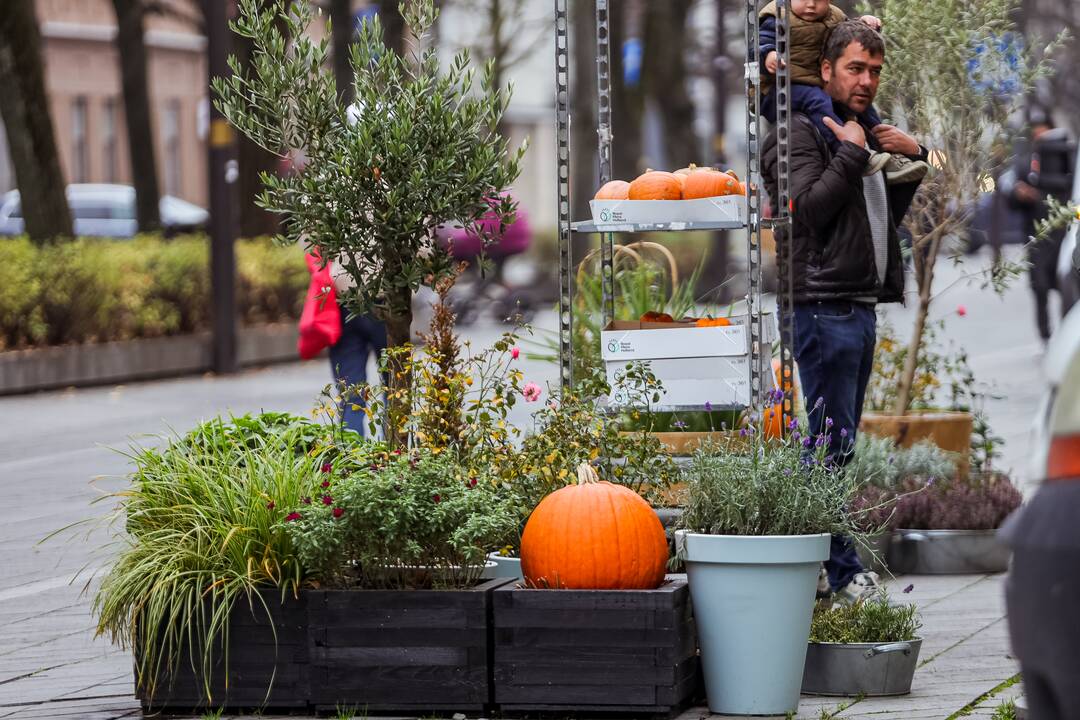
[628,170,683,200]
[683,168,741,199]
[595,180,631,200]
[520,463,668,589]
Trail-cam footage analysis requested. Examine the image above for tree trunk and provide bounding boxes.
[893,229,945,415]
[113,0,161,232]
[382,288,414,449]
[644,0,697,168]
[0,0,73,242]
[234,11,281,238]
[330,0,354,106]
[377,0,406,57]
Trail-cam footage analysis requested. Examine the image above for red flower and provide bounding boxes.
[432,493,441,503]
[332,507,344,519]
[468,477,478,487]
[285,512,301,522]
[322,495,333,505]
[266,501,275,510]
[321,480,331,489]
[321,463,333,473]
[302,496,312,505]
[956,305,967,317]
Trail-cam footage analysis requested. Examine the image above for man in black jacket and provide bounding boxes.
[763,20,927,603]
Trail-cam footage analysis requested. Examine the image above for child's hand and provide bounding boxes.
[765,50,778,74]
[859,14,882,31]
[823,117,867,148]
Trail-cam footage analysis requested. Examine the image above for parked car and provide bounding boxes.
[0,184,209,238]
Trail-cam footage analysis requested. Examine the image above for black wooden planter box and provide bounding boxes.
[492,575,700,716]
[136,578,511,714]
[309,578,506,713]
[137,589,311,712]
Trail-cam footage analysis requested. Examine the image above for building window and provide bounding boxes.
[72,96,89,183]
[163,100,182,196]
[102,98,118,183]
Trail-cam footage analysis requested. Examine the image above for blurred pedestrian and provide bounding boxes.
[1002,108,1076,343]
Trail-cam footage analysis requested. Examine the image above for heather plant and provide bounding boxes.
[890,473,1022,530]
[282,447,519,588]
[92,413,381,701]
[809,595,921,644]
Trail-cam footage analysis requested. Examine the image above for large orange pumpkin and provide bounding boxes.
[595,180,631,200]
[628,171,682,200]
[520,464,668,590]
[683,170,740,200]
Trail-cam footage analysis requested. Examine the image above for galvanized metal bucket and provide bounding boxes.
[802,638,922,696]
[889,529,1010,574]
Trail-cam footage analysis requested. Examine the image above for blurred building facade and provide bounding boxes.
[0,0,208,204]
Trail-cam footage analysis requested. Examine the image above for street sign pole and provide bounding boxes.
[206,0,238,375]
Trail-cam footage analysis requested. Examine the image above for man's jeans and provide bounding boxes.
[328,310,387,436]
[793,300,877,591]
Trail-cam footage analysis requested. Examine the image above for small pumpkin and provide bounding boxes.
[682,170,740,200]
[595,180,631,200]
[695,316,732,327]
[520,464,669,590]
[628,170,683,200]
[673,163,709,176]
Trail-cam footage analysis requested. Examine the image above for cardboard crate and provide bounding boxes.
[589,196,746,227]
[602,316,776,409]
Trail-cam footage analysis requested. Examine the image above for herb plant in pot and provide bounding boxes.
[802,595,923,697]
[675,418,864,716]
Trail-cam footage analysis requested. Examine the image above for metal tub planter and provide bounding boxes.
[889,529,1010,574]
[802,638,922,696]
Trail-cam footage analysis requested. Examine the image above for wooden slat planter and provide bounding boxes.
[137,589,310,713]
[309,578,509,713]
[492,575,700,716]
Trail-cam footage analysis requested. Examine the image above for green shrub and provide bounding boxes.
[809,595,921,644]
[0,234,307,351]
[93,412,378,700]
[846,434,958,490]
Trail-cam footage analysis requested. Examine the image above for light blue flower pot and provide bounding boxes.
[677,531,830,716]
[485,552,523,579]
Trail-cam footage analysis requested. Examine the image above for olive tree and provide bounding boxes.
[864,0,1062,414]
[214,0,525,438]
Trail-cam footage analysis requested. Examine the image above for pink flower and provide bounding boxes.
[522,382,542,402]
[332,507,344,519]
[511,346,520,360]
[321,463,332,473]
[322,495,333,505]
[321,480,331,489]
[285,512,301,522]
[956,305,967,317]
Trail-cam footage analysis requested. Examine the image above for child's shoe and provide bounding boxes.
[884,154,930,185]
[864,151,891,176]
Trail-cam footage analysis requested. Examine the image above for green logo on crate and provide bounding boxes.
[600,209,611,222]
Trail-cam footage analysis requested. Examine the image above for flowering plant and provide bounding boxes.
[283,447,519,589]
[678,411,886,537]
[888,472,1022,530]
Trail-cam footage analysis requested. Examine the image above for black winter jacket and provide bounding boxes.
[762,112,926,304]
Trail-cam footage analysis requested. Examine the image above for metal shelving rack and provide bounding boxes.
[554,0,794,422]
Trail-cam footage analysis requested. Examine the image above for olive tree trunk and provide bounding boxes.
[0,0,73,242]
[382,285,414,448]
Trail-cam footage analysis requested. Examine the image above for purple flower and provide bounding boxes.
[739,428,749,437]
[673,420,688,430]
[825,417,834,429]
[783,468,793,476]
[814,396,825,410]
[815,435,827,447]
[903,584,915,594]
[705,401,713,412]
[802,436,813,448]
[787,417,799,430]
[840,428,849,438]
[792,431,801,443]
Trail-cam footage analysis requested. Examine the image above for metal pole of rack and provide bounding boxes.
[555,0,574,392]
[774,0,796,430]
[744,0,764,412]
[596,0,615,327]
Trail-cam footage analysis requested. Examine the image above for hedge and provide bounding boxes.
[0,235,308,351]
